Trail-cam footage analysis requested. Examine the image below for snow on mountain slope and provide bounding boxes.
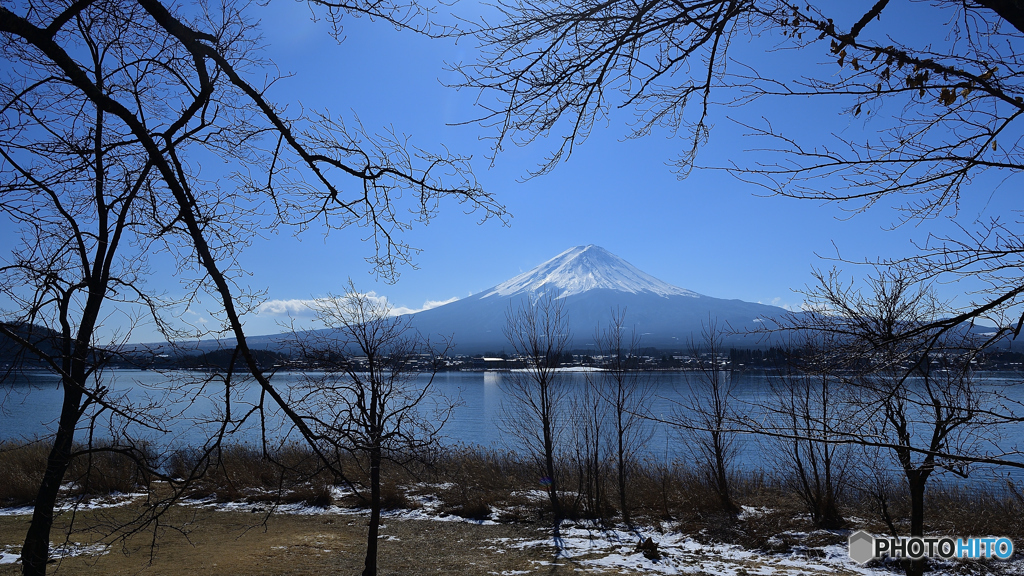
[480,245,700,299]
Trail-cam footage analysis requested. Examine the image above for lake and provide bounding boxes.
[3,369,1023,489]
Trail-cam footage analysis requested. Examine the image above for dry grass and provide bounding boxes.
[927,484,1024,537]
[166,443,330,502]
[66,446,153,497]
[0,441,153,506]
[0,441,48,506]
[426,446,534,521]
[3,440,1024,575]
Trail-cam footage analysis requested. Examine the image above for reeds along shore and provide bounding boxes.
[1,440,1022,547]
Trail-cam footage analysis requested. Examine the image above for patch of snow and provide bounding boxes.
[385,507,498,525]
[50,542,110,561]
[411,482,455,491]
[185,488,499,525]
[0,492,146,517]
[738,505,772,520]
[0,506,33,517]
[499,523,1024,576]
[0,542,109,565]
[509,490,549,502]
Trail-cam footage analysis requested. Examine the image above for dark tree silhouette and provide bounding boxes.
[0,1,504,574]
[675,319,740,514]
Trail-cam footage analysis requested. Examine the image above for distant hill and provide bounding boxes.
[0,323,62,366]
[144,245,1005,357]
[400,245,788,353]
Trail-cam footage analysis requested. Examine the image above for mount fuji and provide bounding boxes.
[403,245,788,352]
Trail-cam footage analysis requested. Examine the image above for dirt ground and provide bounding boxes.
[0,504,627,576]
[0,499,974,576]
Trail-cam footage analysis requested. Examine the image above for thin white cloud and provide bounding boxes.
[183,308,209,324]
[422,296,459,310]
[257,294,459,318]
[255,299,323,317]
[756,296,807,313]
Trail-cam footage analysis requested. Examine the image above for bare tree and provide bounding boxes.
[0,1,504,574]
[786,269,1013,576]
[500,291,572,535]
[764,344,850,529]
[592,307,653,527]
[455,0,1024,341]
[292,281,453,576]
[573,366,610,521]
[676,319,740,514]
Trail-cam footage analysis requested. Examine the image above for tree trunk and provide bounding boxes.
[542,412,561,535]
[363,447,382,576]
[21,380,83,576]
[712,431,737,513]
[617,431,630,526]
[904,474,928,576]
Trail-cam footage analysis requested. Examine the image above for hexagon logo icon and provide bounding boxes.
[848,530,875,564]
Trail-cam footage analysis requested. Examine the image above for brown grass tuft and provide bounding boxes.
[0,441,48,506]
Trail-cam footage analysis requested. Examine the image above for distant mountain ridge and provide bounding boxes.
[162,246,792,355]
[139,246,1007,357]
[400,245,786,352]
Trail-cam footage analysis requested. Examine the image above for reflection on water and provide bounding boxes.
[3,369,1023,488]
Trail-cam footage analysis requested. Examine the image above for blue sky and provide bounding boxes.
[207,1,1011,339]
[3,1,1016,342]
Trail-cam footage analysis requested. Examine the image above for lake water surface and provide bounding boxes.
[3,369,1023,489]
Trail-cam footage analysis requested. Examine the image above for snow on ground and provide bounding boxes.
[180,490,1024,576]
[4,488,1024,575]
[505,523,1024,576]
[0,491,145,517]
[509,366,604,373]
[533,525,855,576]
[185,485,501,525]
[0,542,109,565]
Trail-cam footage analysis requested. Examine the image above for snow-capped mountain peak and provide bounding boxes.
[480,245,700,299]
